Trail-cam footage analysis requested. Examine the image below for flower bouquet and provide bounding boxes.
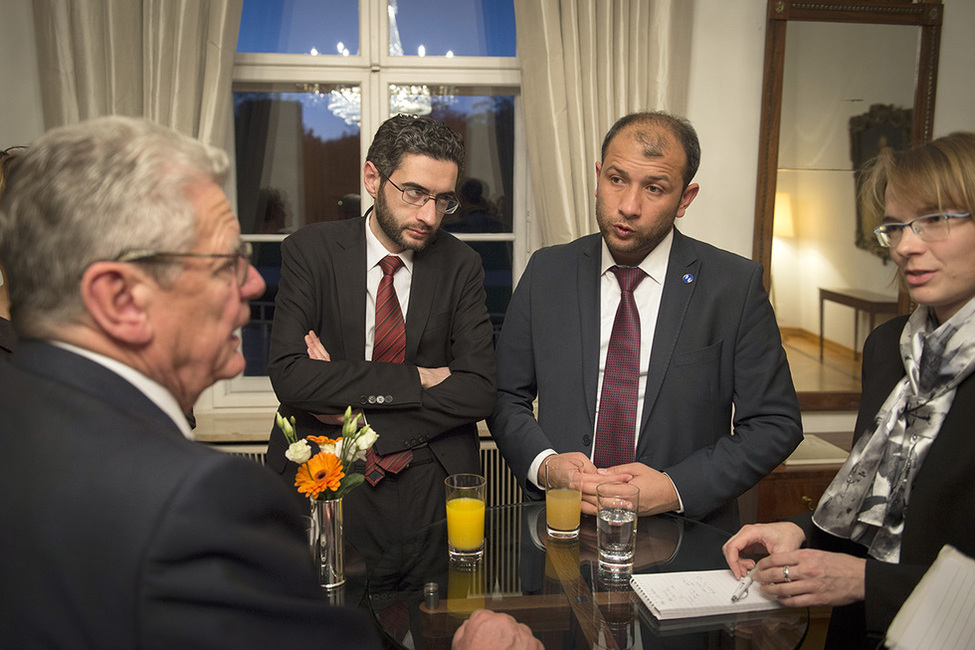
[276,406,379,500]
[276,406,378,588]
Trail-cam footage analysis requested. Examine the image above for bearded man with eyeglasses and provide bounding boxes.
[265,114,496,564]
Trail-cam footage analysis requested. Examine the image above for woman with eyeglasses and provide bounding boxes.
[722,132,975,649]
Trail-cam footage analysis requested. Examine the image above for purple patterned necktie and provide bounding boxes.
[365,255,413,485]
[592,266,646,468]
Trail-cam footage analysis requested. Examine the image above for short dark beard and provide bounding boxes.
[374,183,436,252]
[595,194,675,265]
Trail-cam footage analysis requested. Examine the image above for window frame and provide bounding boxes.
[198,0,527,418]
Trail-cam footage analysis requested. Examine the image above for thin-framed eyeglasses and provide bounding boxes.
[873,212,972,248]
[383,175,460,215]
[112,241,253,287]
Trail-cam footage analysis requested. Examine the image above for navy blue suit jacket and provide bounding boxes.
[0,342,380,648]
[489,229,802,531]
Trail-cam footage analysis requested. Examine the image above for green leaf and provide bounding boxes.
[334,472,366,499]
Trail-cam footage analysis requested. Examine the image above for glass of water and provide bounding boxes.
[596,482,640,574]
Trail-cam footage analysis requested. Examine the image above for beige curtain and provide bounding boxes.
[515,0,693,246]
[32,0,242,148]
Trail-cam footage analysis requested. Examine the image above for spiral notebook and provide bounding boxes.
[630,569,784,620]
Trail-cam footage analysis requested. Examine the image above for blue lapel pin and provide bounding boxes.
[682,273,694,284]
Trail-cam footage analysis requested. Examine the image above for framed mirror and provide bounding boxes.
[752,0,943,411]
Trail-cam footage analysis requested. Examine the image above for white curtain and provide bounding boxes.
[515,0,693,246]
[32,0,242,149]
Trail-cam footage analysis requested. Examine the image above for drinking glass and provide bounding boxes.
[444,473,486,561]
[596,482,640,573]
[544,456,584,539]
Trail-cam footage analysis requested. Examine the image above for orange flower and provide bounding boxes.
[307,435,340,446]
[295,452,345,499]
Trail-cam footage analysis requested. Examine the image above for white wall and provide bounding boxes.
[683,0,767,259]
[0,0,44,148]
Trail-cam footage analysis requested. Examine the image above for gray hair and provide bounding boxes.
[0,116,229,337]
[366,114,465,181]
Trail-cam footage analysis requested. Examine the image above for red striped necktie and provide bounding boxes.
[366,254,413,485]
[592,266,646,468]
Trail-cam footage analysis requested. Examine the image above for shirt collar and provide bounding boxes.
[599,227,673,284]
[49,340,193,439]
[365,211,414,273]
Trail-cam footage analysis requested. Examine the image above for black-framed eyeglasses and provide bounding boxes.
[113,241,253,287]
[383,175,460,215]
[873,212,972,248]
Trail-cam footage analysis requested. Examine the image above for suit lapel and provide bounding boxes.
[639,230,699,438]
[579,235,602,429]
[334,219,368,360]
[12,341,182,437]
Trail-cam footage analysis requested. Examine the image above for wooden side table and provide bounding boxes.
[819,287,898,359]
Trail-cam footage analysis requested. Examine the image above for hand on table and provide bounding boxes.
[722,522,806,577]
[722,522,865,607]
[587,462,678,516]
[452,609,542,650]
[750,549,866,608]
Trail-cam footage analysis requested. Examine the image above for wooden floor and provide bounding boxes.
[781,329,861,394]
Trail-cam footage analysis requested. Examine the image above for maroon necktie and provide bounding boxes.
[592,266,646,468]
[366,255,413,485]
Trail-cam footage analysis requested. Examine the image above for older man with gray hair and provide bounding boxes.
[0,116,537,650]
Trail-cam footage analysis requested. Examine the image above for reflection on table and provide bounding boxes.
[366,503,807,649]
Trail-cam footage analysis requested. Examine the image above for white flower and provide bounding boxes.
[355,426,379,451]
[351,426,379,462]
[318,440,337,457]
[284,440,312,464]
[276,412,298,444]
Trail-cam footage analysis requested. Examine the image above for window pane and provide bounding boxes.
[243,242,280,376]
[389,86,515,333]
[234,86,362,375]
[238,0,359,56]
[390,0,516,57]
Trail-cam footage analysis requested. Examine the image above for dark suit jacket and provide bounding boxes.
[488,229,802,531]
[266,216,495,480]
[0,316,16,355]
[799,315,975,645]
[0,341,380,649]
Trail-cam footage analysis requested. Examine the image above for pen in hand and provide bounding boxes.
[730,566,758,602]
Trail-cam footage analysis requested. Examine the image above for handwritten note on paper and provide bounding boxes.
[630,569,783,620]
[886,545,975,650]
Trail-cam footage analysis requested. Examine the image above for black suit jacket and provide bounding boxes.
[0,342,380,649]
[489,229,802,531]
[800,315,975,644]
[266,216,495,480]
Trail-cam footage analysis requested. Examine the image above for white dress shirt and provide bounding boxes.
[528,230,684,511]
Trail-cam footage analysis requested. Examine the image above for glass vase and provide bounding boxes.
[309,497,345,589]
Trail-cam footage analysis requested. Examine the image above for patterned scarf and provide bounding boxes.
[813,297,975,562]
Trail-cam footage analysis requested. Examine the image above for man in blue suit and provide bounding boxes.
[489,112,802,531]
[0,116,533,649]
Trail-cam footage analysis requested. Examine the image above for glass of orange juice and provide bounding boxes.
[544,456,584,539]
[444,474,486,561]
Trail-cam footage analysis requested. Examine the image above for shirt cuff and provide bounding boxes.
[528,449,556,490]
[663,472,684,513]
